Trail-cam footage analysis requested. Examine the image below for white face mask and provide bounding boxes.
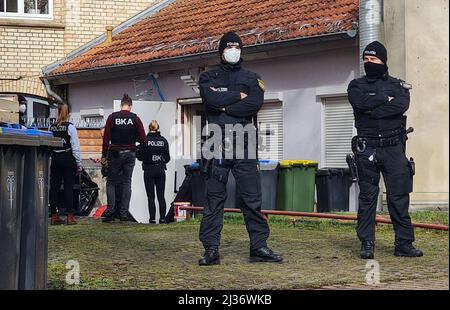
[223,47,241,64]
[19,104,27,114]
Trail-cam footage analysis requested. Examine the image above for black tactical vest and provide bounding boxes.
[50,121,72,150]
[142,132,168,165]
[111,111,138,145]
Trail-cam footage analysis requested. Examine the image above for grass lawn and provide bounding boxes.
[48,211,449,290]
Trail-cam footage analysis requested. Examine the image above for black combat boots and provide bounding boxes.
[198,247,220,266]
[394,242,423,257]
[360,241,375,259]
[249,247,283,263]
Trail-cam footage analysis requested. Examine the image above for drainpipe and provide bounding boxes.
[359,0,384,75]
[359,0,385,210]
[42,78,64,104]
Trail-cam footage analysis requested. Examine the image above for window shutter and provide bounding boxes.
[257,102,283,161]
[324,97,354,167]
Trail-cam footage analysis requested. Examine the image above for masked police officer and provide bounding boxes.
[101,94,147,222]
[347,41,423,259]
[197,31,282,265]
[136,120,171,224]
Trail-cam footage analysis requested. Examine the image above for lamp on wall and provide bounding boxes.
[180,75,199,94]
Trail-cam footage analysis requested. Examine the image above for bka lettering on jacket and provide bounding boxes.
[115,118,134,126]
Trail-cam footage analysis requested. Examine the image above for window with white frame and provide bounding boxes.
[0,0,52,19]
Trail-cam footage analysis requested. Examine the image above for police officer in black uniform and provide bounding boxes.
[347,41,423,259]
[101,94,147,222]
[49,103,82,225]
[137,120,171,224]
[197,32,282,265]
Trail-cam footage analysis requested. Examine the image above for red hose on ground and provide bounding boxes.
[178,205,449,231]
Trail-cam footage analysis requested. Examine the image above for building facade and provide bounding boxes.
[0,0,160,117]
[41,0,449,213]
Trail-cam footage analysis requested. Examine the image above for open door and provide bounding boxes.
[113,100,177,223]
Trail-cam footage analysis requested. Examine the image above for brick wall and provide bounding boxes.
[0,0,161,97]
[63,0,160,54]
[0,27,65,96]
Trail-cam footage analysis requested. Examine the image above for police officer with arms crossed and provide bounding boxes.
[49,103,82,225]
[197,31,282,265]
[137,120,171,224]
[101,94,147,222]
[347,41,423,259]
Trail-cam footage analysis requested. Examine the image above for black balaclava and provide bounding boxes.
[219,31,243,70]
[219,31,243,55]
[363,41,388,78]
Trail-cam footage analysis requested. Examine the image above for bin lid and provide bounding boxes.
[26,128,64,147]
[258,160,279,170]
[1,127,63,147]
[291,160,319,167]
[191,162,200,169]
[317,168,350,176]
[279,160,293,168]
[184,162,200,171]
[25,128,54,137]
[0,134,40,146]
[0,127,27,136]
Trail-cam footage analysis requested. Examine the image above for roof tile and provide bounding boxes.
[50,0,358,76]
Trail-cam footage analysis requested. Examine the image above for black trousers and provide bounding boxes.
[105,151,136,218]
[143,165,167,222]
[49,152,77,214]
[199,159,269,251]
[355,143,415,244]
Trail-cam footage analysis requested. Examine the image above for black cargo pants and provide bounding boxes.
[355,142,415,244]
[105,150,136,218]
[199,158,269,251]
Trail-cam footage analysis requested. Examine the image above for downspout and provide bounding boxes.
[42,25,115,106]
[359,0,385,210]
[359,0,384,75]
[42,78,64,104]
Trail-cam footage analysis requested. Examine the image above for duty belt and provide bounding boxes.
[355,135,401,152]
[118,149,134,153]
[53,148,72,153]
[365,136,401,147]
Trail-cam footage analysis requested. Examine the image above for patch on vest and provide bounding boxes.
[115,118,134,125]
[400,82,412,90]
[257,79,266,92]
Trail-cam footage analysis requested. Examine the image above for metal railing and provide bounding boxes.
[25,117,105,129]
[177,205,449,231]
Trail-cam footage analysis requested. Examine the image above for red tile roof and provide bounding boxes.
[50,0,358,76]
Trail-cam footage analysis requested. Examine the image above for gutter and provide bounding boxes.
[44,30,357,84]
